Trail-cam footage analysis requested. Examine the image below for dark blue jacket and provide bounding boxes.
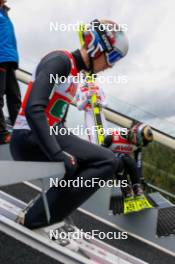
[0,8,19,66]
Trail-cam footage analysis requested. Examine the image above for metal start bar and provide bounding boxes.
[0,161,65,187]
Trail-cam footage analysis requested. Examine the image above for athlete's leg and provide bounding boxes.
[5,66,21,125]
[122,155,139,185]
[0,64,7,133]
[10,129,49,162]
[22,124,118,228]
[112,155,134,198]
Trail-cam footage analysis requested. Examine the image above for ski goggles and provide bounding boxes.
[78,20,123,66]
[91,19,123,66]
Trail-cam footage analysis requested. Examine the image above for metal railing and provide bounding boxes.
[16,69,175,150]
[147,183,175,200]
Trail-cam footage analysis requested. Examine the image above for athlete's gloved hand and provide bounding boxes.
[55,151,78,178]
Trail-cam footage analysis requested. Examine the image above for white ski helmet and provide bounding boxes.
[79,19,129,66]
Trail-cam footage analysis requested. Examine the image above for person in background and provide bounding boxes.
[103,123,154,197]
[0,0,21,144]
[76,79,107,144]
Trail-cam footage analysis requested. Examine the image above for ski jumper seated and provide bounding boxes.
[10,19,129,229]
[103,123,153,198]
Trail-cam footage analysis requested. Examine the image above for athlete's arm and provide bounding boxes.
[25,52,71,161]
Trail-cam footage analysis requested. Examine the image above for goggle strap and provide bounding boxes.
[91,19,113,53]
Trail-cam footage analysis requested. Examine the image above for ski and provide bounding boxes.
[91,92,105,144]
[124,195,153,214]
[109,188,154,215]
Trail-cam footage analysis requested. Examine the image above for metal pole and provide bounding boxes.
[40,179,51,224]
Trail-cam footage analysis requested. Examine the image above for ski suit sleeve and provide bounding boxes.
[25,52,71,161]
[76,86,89,110]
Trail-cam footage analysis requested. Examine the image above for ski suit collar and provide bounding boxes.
[71,49,87,72]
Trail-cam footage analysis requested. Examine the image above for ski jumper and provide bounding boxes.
[10,49,117,229]
[103,130,142,185]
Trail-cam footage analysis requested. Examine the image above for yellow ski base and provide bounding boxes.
[91,93,104,145]
[124,195,153,214]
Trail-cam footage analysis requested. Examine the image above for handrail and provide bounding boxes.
[16,68,175,150]
[147,183,175,200]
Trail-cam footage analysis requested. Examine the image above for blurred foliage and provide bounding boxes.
[142,142,175,202]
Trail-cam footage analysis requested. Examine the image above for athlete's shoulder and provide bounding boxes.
[43,50,72,62]
[36,50,72,77]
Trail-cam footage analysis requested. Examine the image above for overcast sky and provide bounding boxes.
[8,0,175,130]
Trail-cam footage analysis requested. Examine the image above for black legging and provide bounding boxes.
[10,124,118,229]
[116,154,140,185]
[0,62,21,132]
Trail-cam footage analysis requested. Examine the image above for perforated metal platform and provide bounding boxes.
[157,207,175,237]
